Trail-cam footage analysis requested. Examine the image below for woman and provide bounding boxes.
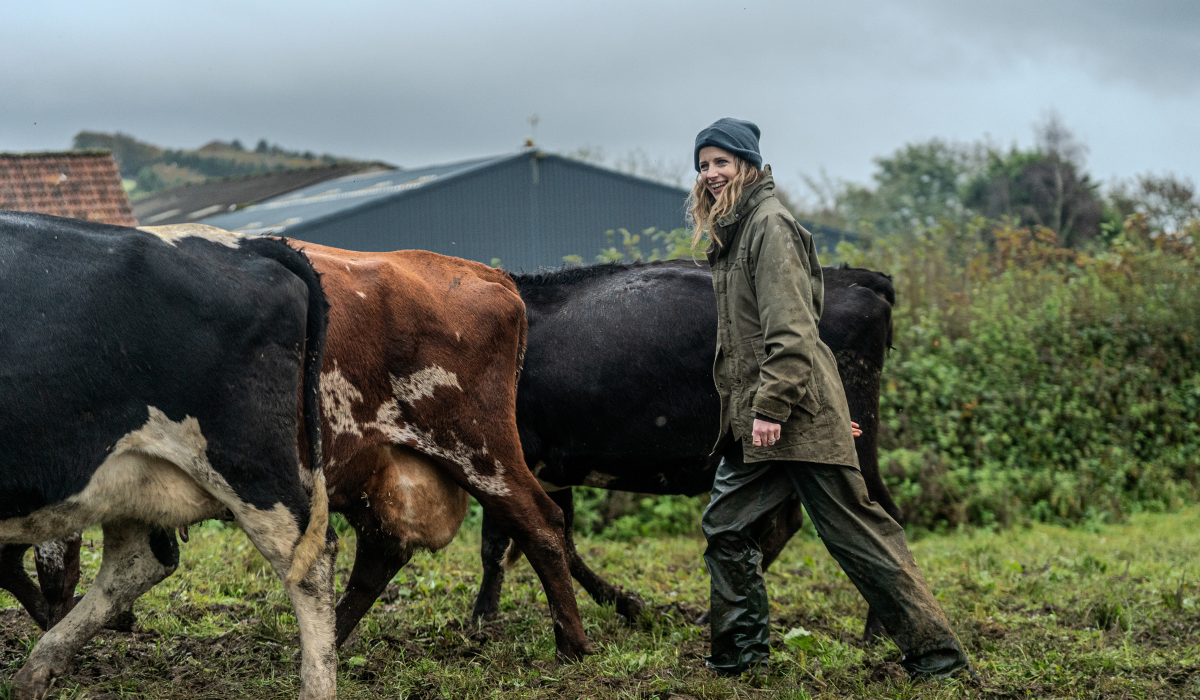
[690,118,970,679]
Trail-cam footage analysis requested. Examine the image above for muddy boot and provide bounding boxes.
[703,531,770,676]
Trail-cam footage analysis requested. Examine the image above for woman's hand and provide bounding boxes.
[751,418,781,447]
[752,420,861,445]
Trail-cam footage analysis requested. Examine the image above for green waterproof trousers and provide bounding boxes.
[702,442,969,677]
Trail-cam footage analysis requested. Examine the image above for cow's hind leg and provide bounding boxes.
[472,481,592,660]
[0,544,49,631]
[34,534,81,629]
[335,523,411,647]
[470,510,511,621]
[235,503,337,700]
[549,489,645,622]
[15,522,177,699]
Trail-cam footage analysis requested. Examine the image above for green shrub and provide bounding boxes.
[843,216,1200,530]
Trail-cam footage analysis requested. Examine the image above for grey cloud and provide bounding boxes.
[2,0,1197,192]
[905,0,1200,95]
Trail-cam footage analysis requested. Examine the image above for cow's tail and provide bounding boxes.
[503,540,525,569]
[244,237,331,586]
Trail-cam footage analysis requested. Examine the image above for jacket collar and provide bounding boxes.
[707,166,775,262]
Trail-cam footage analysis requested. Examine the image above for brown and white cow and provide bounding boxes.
[294,242,591,659]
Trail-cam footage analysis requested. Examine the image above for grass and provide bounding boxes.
[2,508,1200,698]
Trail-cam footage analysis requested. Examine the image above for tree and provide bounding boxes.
[965,114,1102,248]
[865,140,979,236]
[1109,174,1199,235]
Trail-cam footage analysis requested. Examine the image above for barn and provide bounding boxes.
[198,150,691,271]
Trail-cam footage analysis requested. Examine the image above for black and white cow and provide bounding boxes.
[0,213,336,699]
[471,260,899,642]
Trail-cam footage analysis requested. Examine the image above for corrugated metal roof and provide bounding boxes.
[240,151,693,271]
[131,162,393,226]
[202,153,518,234]
[0,151,137,226]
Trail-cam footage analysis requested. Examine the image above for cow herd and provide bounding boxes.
[0,211,899,699]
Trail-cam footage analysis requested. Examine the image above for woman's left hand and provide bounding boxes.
[751,418,781,447]
[851,421,862,438]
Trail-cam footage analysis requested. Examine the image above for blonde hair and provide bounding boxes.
[687,155,764,251]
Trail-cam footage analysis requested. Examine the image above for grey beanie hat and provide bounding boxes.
[694,118,762,172]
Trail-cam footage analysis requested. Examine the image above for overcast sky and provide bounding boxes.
[3,0,1197,196]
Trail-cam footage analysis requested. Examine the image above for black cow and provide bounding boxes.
[0,213,336,700]
[470,260,900,642]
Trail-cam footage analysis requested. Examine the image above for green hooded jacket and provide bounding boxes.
[706,167,859,468]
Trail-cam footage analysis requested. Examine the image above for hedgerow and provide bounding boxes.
[841,216,1200,530]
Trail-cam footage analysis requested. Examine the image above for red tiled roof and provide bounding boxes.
[0,151,138,227]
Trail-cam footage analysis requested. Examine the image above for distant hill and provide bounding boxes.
[72,132,367,200]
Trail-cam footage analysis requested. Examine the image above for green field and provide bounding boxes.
[2,507,1199,699]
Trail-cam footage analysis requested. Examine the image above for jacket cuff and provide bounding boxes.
[752,394,792,423]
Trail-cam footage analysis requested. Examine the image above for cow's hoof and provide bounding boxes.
[555,639,596,662]
[693,609,710,626]
[470,608,500,623]
[615,592,646,623]
[14,663,54,700]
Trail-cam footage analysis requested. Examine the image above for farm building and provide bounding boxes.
[131,162,393,226]
[0,151,136,226]
[199,150,692,271]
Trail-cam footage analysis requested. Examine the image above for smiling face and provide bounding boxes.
[697,146,739,200]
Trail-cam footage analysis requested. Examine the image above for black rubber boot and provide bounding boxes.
[703,531,770,676]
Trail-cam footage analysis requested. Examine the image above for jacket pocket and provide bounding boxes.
[748,334,822,418]
[797,380,821,417]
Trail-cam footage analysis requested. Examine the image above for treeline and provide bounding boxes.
[564,117,1200,538]
[72,131,359,199]
[796,114,1198,252]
